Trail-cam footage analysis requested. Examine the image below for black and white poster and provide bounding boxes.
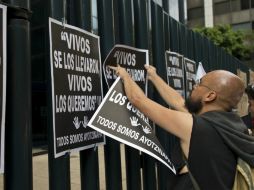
[165,51,185,98]
[184,58,196,98]
[49,18,104,158]
[0,4,6,173]
[88,77,176,174]
[103,44,148,94]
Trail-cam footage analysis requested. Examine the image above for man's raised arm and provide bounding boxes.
[109,65,193,157]
[145,65,187,112]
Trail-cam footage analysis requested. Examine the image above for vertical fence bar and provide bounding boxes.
[162,11,175,166]
[68,0,83,28]
[178,23,187,57]
[97,2,123,189]
[151,2,170,190]
[81,0,91,31]
[72,1,101,190]
[202,37,210,71]
[162,0,169,13]
[164,12,170,51]
[187,30,195,60]
[169,17,179,52]
[217,46,222,69]
[5,2,32,189]
[163,12,179,189]
[117,0,142,189]
[193,32,204,69]
[134,0,157,190]
[178,0,185,24]
[48,0,71,189]
[208,42,215,70]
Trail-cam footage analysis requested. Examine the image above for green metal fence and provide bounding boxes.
[2,0,250,190]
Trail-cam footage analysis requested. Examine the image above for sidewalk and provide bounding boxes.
[0,145,127,190]
[33,152,82,190]
[0,152,83,190]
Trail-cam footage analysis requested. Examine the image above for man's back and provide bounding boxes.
[188,112,237,189]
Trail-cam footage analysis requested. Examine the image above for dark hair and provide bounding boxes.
[245,84,254,99]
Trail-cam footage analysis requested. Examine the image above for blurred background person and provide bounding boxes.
[242,84,254,135]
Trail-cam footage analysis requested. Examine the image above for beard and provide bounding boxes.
[185,96,203,114]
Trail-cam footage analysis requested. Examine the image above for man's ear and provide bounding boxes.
[203,91,217,102]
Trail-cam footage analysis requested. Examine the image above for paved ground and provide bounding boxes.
[0,145,127,190]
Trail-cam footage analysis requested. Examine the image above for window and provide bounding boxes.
[232,22,252,30]
[241,0,254,10]
[188,7,204,20]
[231,0,241,12]
[214,1,231,15]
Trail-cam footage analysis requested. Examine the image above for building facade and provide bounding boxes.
[187,0,254,30]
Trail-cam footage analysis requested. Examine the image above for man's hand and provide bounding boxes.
[108,65,130,80]
[144,65,157,81]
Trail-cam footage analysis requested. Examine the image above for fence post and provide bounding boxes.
[47,0,71,189]
[72,1,101,189]
[4,3,33,190]
[97,1,123,190]
[151,2,171,190]
[133,0,157,190]
[178,0,185,24]
[117,0,142,189]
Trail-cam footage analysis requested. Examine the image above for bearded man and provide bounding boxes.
[109,65,254,190]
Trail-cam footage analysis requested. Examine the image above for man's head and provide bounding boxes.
[185,70,245,114]
[245,84,254,117]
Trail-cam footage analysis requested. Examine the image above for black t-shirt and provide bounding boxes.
[168,139,194,190]
[188,114,237,190]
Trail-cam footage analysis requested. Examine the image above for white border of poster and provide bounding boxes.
[0,4,6,173]
[49,18,105,158]
[103,44,149,95]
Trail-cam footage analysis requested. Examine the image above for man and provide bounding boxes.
[109,65,254,189]
[244,84,254,135]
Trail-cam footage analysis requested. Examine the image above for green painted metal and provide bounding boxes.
[151,2,171,190]
[178,23,187,56]
[164,12,170,51]
[4,2,32,190]
[134,0,157,190]
[98,1,123,190]
[48,0,71,190]
[169,17,180,52]
[116,1,142,189]
[67,1,101,190]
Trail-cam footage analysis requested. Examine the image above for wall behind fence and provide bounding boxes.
[28,0,250,190]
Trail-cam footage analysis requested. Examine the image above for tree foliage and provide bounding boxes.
[194,25,253,60]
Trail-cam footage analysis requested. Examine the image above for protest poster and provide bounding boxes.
[165,50,185,98]
[0,4,6,173]
[88,77,176,174]
[49,18,104,158]
[184,58,196,98]
[103,44,148,94]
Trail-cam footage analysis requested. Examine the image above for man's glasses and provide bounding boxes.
[192,78,216,92]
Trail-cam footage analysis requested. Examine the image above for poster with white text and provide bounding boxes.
[0,4,6,173]
[184,58,196,98]
[103,44,148,94]
[49,18,105,158]
[88,78,176,174]
[165,51,185,98]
